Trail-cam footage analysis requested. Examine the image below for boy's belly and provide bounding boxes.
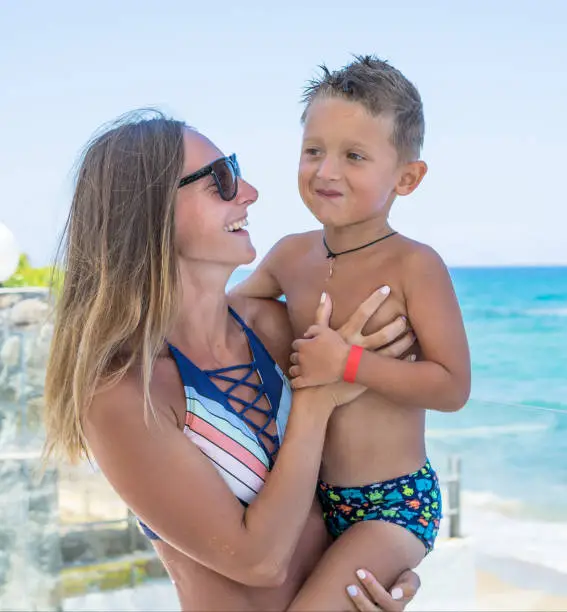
[321,394,427,486]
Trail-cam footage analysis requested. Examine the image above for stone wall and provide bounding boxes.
[0,288,62,611]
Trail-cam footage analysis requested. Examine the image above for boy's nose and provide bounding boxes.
[315,156,342,181]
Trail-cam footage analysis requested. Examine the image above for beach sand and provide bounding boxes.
[477,569,567,611]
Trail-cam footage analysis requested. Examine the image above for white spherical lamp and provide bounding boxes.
[0,223,20,283]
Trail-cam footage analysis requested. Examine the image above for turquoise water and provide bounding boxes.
[427,267,567,520]
[229,266,567,520]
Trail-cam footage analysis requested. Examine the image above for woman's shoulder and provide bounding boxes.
[86,363,179,438]
[228,294,293,370]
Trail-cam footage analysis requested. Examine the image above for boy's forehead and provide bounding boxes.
[303,97,394,142]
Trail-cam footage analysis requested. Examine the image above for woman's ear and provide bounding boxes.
[395,160,428,196]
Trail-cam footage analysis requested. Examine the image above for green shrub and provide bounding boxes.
[2,254,63,290]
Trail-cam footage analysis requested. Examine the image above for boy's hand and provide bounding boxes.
[289,293,350,388]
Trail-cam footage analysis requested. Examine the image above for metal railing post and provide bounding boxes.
[447,455,462,538]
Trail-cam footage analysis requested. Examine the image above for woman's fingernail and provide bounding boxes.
[356,569,366,580]
[347,585,358,597]
[391,587,403,600]
[379,285,390,295]
[320,291,327,303]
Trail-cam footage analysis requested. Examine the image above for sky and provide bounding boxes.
[1,0,566,268]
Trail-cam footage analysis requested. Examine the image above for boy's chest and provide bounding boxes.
[278,252,408,337]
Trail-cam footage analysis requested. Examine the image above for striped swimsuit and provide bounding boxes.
[139,307,292,540]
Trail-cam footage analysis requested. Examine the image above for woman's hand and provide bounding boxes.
[290,290,417,389]
[348,568,421,611]
[336,288,417,358]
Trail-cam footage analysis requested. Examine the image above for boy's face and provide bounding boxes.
[298,97,423,227]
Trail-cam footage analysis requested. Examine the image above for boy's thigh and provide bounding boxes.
[288,520,425,612]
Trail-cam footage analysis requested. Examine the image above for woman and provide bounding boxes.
[44,110,421,611]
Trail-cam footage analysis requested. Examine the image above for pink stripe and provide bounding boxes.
[187,414,267,479]
[187,431,265,495]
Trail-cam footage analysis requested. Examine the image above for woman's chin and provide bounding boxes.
[240,245,257,266]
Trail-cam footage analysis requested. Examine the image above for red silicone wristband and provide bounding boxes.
[343,345,364,383]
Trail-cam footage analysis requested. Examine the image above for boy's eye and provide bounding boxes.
[347,152,364,161]
[304,147,321,156]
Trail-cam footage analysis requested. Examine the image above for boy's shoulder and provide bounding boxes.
[271,230,323,255]
[397,235,447,264]
[395,235,451,282]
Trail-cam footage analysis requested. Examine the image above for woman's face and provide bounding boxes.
[174,129,258,267]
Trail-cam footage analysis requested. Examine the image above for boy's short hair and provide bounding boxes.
[301,55,424,162]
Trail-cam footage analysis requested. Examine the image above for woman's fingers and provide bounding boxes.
[389,569,421,607]
[338,287,391,341]
[373,330,416,358]
[346,583,378,611]
[361,316,408,351]
[348,568,421,612]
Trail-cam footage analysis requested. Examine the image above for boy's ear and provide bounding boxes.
[395,160,428,196]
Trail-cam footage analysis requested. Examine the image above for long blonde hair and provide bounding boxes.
[44,110,186,463]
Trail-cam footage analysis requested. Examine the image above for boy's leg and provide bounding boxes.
[288,520,425,612]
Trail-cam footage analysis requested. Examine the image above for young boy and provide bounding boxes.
[233,55,470,610]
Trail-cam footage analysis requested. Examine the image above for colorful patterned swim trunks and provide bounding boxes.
[317,459,442,553]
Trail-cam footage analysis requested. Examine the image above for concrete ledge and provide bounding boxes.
[62,554,167,598]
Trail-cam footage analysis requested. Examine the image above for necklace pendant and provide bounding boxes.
[328,257,335,278]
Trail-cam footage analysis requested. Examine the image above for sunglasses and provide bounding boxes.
[178,154,241,201]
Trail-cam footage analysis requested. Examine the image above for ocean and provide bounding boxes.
[229,265,567,576]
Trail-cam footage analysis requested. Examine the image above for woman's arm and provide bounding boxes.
[85,378,346,588]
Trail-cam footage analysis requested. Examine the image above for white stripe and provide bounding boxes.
[185,430,265,493]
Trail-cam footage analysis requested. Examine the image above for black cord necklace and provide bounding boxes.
[324,230,398,259]
[323,230,398,278]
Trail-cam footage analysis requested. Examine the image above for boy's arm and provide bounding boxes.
[291,247,471,412]
[229,239,288,300]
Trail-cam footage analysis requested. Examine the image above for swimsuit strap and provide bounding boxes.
[168,307,285,466]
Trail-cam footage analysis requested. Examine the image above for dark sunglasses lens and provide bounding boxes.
[212,158,237,200]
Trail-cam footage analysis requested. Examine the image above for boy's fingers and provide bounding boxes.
[315,292,333,327]
[291,338,307,352]
[289,365,301,378]
[303,325,320,338]
[290,352,300,365]
[290,376,306,390]
[339,287,391,340]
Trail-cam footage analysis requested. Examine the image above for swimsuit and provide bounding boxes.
[139,307,292,540]
[317,459,442,553]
